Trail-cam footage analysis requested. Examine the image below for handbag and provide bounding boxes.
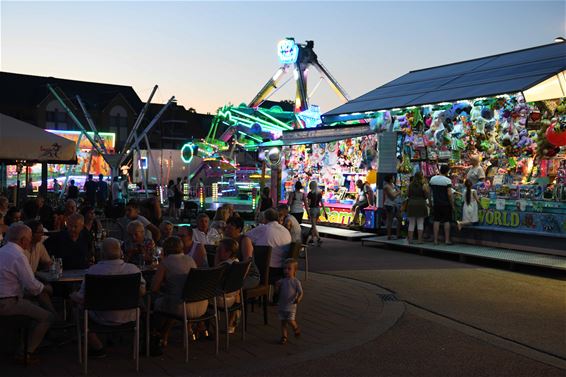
[400,199,409,212]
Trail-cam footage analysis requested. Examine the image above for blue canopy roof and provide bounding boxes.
[322,42,566,123]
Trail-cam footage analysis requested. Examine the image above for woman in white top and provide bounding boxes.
[151,236,208,346]
[457,179,480,230]
[177,226,208,267]
[287,181,308,224]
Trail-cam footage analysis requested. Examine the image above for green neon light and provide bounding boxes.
[181,142,195,164]
[237,131,263,143]
[256,109,294,130]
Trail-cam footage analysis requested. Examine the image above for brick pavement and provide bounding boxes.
[1,273,394,377]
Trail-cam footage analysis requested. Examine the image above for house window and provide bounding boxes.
[109,105,129,142]
[45,100,68,130]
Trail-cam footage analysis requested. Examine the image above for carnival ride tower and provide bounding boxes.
[249,38,350,113]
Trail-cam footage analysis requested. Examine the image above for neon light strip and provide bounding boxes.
[230,109,288,132]
[237,131,263,143]
[256,109,294,130]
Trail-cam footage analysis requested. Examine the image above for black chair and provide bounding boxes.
[204,244,217,267]
[243,245,271,329]
[77,273,142,375]
[152,265,226,362]
[218,260,251,351]
[288,241,308,280]
[182,201,199,224]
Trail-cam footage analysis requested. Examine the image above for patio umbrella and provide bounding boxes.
[0,113,77,163]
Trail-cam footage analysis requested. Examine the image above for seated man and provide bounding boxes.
[277,204,302,244]
[71,238,146,358]
[23,220,52,273]
[45,213,94,269]
[192,213,221,245]
[0,224,54,363]
[349,179,374,228]
[118,200,160,243]
[246,208,291,285]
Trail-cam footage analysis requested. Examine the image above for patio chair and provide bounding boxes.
[243,245,271,329]
[181,201,199,224]
[218,260,251,351]
[288,241,309,281]
[77,273,142,375]
[152,265,226,362]
[204,244,217,266]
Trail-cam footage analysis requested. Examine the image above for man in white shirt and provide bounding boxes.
[71,238,146,358]
[0,224,54,363]
[246,208,292,274]
[23,220,52,273]
[192,213,221,245]
[277,204,302,244]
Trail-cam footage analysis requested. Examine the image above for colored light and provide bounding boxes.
[181,142,196,163]
[199,187,205,209]
[212,183,218,202]
[183,183,189,200]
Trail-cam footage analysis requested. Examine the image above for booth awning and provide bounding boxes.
[0,114,77,163]
[259,124,374,147]
[322,42,566,123]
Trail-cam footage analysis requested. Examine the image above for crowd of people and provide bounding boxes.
[0,183,307,363]
[383,163,483,245]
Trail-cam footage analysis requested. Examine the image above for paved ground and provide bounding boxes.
[308,238,566,360]
[1,237,565,376]
[1,272,394,376]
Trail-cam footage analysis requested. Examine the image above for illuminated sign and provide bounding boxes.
[47,130,115,151]
[277,38,299,65]
[302,205,353,225]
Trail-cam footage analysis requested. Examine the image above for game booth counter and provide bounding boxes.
[272,123,385,228]
[321,41,566,255]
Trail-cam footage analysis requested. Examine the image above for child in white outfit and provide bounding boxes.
[276,258,303,345]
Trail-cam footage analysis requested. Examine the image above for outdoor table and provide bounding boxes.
[36,269,87,284]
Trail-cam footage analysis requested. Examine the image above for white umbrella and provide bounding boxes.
[0,113,77,163]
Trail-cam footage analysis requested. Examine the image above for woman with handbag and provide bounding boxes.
[406,172,430,244]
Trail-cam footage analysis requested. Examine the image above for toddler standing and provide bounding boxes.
[276,258,303,345]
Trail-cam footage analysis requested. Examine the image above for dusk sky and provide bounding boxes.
[1,1,565,114]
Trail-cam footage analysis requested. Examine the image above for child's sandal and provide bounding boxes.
[279,336,288,345]
[294,327,301,338]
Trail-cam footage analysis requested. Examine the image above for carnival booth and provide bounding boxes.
[278,124,379,227]
[322,42,566,254]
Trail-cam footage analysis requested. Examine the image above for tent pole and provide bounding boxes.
[41,163,48,196]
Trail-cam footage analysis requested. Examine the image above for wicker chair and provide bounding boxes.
[243,245,272,328]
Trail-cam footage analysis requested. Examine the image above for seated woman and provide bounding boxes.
[151,236,208,346]
[124,220,155,266]
[158,221,174,246]
[214,238,242,334]
[210,206,229,234]
[223,216,260,290]
[80,206,103,240]
[176,226,208,267]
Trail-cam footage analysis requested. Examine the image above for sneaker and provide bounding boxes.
[316,238,323,246]
[88,347,107,359]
